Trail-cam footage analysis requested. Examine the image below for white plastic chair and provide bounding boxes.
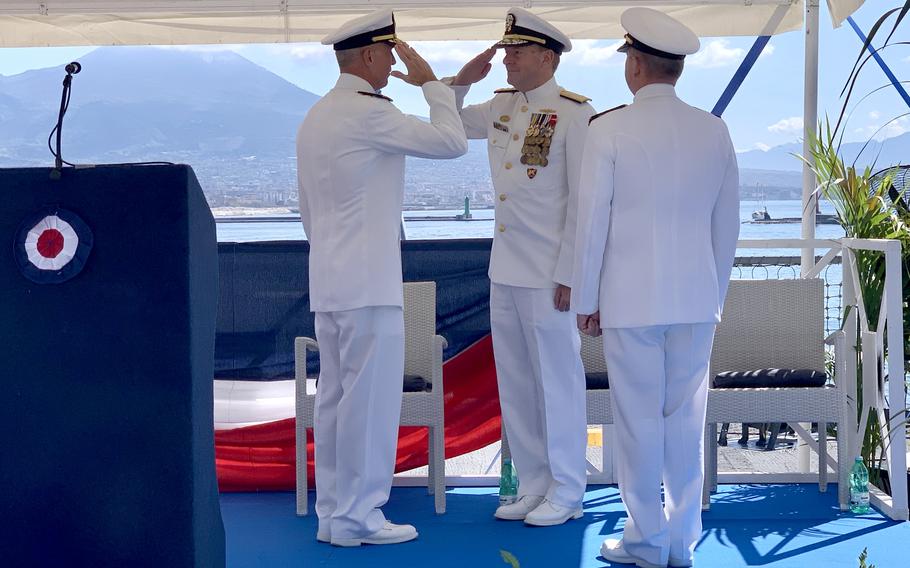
[294,281,448,515]
[703,279,849,510]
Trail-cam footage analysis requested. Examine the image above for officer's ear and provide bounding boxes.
[541,48,554,69]
[535,46,554,70]
[361,45,375,66]
[627,51,642,77]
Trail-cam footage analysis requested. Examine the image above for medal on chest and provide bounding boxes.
[520,112,557,176]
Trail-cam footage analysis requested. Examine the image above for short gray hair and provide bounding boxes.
[527,44,560,71]
[335,47,362,69]
[636,50,684,81]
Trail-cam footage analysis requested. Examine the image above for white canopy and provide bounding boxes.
[0,0,867,335]
[0,1,864,48]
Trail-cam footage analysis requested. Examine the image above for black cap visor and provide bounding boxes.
[617,34,684,60]
[333,23,400,51]
[494,25,565,54]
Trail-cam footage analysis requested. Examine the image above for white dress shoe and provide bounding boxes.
[600,538,666,568]
[494,495,545,520]
[330,521,418,547]
[523,499,583,526]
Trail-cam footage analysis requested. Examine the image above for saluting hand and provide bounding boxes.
[452,47,497,86]
[391,42,439,86]
[554,284,571,312]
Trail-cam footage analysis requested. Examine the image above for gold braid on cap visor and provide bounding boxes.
[499,34,547,46]
[372,33,400,43]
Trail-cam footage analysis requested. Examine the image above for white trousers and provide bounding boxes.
[602,323,716,567]
[491,283,588,508]
[313,306,405,539]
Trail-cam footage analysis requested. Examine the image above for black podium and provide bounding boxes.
[0,165,224,567]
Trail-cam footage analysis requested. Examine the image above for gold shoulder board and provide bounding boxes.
[588,104,627,124]
[559,89,591,104]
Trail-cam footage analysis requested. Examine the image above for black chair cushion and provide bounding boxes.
[712,368,827,389]
[585,372,610,390]
[403,374,431,392]
[317,374,431,392]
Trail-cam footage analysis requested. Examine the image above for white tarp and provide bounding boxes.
[827,0,865,27]
[0,1,863,48]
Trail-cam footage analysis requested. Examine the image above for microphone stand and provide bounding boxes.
[50,62,81,179]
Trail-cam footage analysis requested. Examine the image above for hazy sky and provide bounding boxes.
[0,0,907,152]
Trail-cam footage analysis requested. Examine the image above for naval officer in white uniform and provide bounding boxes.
[296,9,467,547]
[449,8,594,526]
[571,8,739,567]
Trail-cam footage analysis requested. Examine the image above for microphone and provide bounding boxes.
[49,61,82,178]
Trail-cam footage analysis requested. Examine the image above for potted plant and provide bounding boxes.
[803,127,908,492]
[798,1,910,505]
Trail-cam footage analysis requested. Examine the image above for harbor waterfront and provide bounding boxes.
[216,199,848,335]
[216,199,845,248]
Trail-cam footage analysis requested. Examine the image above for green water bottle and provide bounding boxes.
[849,457,871,514]
[499,457,519,505]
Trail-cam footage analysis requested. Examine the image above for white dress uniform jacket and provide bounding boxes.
[297,72,466,542]
[297,73,468,312]
[571,83,740,326]
[452,78,593,510]
[452,78,594,287]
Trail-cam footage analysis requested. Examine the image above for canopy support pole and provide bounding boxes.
[798,0,821,474]
[711,5,789,117]
[801,0,819,277]
[846,15,910,109]
[711,36,772,117]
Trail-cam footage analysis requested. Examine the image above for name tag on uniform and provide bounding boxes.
[493,121,510,133]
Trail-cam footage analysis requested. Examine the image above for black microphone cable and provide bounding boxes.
[48,61,81,178]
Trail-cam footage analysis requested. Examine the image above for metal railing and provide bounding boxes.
[734,239,906,520]
[413,238,908,521]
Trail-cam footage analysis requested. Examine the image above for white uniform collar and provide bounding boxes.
[521,76,560,104]
[335,73,379,93]
[633,82,677,102]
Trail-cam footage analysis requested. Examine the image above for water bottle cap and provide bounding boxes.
[855,457,863,462]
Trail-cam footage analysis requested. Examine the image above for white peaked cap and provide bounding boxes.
[322,9,400,51]
[494,7,572,54]
[617,8,700,60]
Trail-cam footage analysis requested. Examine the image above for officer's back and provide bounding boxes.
[584,88,738,327]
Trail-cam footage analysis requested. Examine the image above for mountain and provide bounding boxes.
[0,47,319,162]
[2,49,907,208]
[737,132,910,173]
[737,142,804,171]
[737,168,803,199]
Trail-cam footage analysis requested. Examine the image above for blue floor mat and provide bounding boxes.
[221,484,909,567]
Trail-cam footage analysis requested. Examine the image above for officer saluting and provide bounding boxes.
[296,9,467,548]
[572,8,740,568]
[450,8,594,526]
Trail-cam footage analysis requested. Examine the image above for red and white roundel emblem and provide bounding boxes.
[15,208,93,284]
[25,215,79,270]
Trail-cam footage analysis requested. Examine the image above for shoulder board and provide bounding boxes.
[358,91,393,102]
[559,89,591,104]
[588,104,627,124]
[494,88,518,94]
